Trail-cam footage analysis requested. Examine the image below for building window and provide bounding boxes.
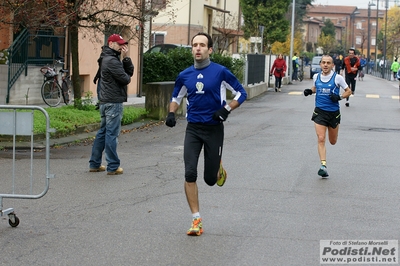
[151,32,165,46]
[371,38,376,46]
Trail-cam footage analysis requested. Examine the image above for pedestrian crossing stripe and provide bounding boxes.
[285,91,398,99]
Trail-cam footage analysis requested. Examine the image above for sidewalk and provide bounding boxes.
[0,95,147,150]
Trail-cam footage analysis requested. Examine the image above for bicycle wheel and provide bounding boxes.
[41,80,62,107]
[61,80,69,105]
[298,71,304,82]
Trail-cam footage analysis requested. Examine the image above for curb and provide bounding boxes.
[0,118,159,150]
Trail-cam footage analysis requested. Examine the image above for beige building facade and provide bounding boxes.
[149,0,242,54]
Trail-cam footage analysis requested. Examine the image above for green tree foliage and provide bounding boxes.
[143,51,245,84]
[271,30,303,55]
[240,0,291,49]
[286,0,313,32]
[321,19,336,38]
[377,31,384,58]
[293,0,313,30]
[317,33,337,55]
[384,6,400,59]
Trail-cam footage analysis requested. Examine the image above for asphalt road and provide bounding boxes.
[1,74,399,266]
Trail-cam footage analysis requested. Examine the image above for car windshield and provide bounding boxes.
[312,57,321,64]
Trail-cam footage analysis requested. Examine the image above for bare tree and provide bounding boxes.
[212,12,241,54]
[0,0,177,104]
[357,29,367,56]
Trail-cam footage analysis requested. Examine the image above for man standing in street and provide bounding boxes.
[390,58,399,81]
[89,34,134,175]
[304,55,351,178]
[342,48,360,107]
[292,52,299,81]
[165,32,247,236]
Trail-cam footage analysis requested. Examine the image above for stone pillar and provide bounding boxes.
[143,81,186,120]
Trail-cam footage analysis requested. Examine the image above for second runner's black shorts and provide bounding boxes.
[311,107,341,129]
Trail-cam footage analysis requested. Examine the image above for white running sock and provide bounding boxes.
[192,212,200,219]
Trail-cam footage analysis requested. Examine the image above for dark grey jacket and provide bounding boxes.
[99,46,134,103]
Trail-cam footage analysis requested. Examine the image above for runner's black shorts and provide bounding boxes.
[311,107,341,129]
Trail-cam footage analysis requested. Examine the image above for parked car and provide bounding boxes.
[145,44,191,54]
[310,56,322,78]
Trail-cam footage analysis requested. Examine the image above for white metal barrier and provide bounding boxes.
[0,105,54,227]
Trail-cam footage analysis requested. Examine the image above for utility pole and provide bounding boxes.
[289,0,295,84]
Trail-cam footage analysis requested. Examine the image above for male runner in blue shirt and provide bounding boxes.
[166,32,247,236]
[304,55,351,178]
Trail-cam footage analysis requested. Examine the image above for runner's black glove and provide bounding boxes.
[303,89,313,96]
[213,107,230,121]
[165,112,176,127]
[329,94,342,102]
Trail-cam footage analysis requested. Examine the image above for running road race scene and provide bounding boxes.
[0,1,400,265]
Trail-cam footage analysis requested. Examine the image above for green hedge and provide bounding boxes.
[143,49,245,84]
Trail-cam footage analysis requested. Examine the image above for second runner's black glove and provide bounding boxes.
[303,89,313,96]
[329,94,342,102]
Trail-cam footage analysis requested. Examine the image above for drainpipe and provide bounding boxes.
[187,0,192,45]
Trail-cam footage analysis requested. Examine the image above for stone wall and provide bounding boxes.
[143,81,186,120]
[144,81,268,120]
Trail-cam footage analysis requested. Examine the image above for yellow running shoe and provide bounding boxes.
[216,162,227,187]
[187,218,203,236]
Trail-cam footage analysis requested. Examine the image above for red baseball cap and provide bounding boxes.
[107,34,128,45]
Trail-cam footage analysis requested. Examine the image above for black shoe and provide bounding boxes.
[275,87,278,92]
[345,102,349,107]
[318,165,329,178]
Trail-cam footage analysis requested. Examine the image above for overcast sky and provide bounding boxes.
[312,0,391,9]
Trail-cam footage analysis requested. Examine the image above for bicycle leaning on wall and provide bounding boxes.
[297,68,304,82]
[39,60,73,107]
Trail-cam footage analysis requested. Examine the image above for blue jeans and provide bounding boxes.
[292,67,298,80]
[89,103,123,172]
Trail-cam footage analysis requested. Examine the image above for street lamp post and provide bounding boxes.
[289,0,295,84]
[367,2,376,74]
[259,25,264,54]
[383,0,388,78]
[375,0,379,70]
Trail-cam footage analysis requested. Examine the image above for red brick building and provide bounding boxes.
[305,4,384,59]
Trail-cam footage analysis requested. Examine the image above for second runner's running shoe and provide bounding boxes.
[318,165,329,178]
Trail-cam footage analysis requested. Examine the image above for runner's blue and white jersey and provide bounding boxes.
[171,62,247,124]
[313,71,348,112]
